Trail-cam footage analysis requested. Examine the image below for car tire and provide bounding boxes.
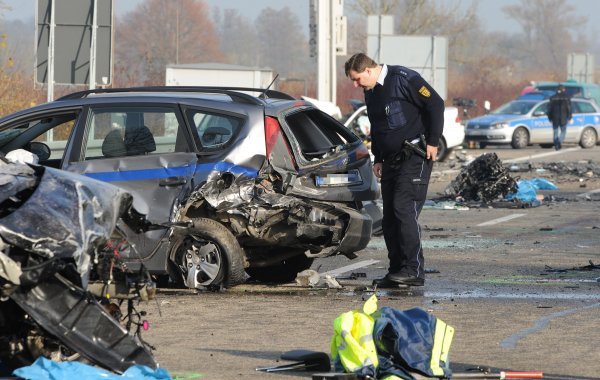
[246,251,314,284]
[511,128,529,149]
[579,127,597,149]
[170,218,246,289]
[436,138,448,161]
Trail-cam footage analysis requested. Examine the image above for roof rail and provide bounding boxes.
[56,86,296,104]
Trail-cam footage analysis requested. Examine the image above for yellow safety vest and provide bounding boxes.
[330,294,379,375]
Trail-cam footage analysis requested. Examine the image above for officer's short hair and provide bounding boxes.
[345,53,378,77]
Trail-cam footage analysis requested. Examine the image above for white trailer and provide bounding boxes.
[165,63,274,88]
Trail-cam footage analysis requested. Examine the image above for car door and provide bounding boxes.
[63,105,199,268]
[566,101,585,142]
[529,101,552,142]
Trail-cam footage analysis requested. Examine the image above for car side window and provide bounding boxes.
[82,107,188,160]
[532,103,549,116]
[573,101,594,114]
[186,110,242,151]
[0,112,79,166]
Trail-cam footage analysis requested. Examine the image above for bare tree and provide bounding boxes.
[214,8,260,67]
[254,7,310,78]
[345,0,479,63]
[503,0,587,73]
[114,0,224,86]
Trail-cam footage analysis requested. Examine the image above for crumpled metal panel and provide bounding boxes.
[0,162,134,279]
[0,161,37,206]
[9,273,158,372]
[186,170,371,256]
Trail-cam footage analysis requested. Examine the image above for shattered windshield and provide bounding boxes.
[491,101,537,115]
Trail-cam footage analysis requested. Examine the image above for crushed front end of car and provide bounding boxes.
[0,158,158,374]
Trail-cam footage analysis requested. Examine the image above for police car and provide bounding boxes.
[465,95,600,149]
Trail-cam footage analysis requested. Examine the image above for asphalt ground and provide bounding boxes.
[143,144,600,380]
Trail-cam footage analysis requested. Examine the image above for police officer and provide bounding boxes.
[344,53,444,287]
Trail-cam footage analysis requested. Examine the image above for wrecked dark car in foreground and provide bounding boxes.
[0,159,157,373]
[0,87,380,287]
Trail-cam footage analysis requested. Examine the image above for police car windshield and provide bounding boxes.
[491,100,537,115]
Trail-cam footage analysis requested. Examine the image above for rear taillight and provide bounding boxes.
[455,116,461,124]
[264,116,297,168]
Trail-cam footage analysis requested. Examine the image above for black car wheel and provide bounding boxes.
[170,218,246,288]
[579,127,597,149]
[246,251,314,284]
[511,128,529,149]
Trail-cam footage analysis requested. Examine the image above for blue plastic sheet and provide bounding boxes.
[13,357,172,380]
[505,178,558,203]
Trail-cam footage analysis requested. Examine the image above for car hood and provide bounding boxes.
[468,114,522,125]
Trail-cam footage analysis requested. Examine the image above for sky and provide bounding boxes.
[3,0,600,35]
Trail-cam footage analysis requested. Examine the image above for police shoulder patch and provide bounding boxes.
[419,86,431,97]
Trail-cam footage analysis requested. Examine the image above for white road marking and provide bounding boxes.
[576,188,600,198]
[320,259,380,277]
[477,213,526,226]
[503,147,580,164]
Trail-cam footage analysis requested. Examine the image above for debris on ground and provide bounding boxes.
[294,270,342,289]
[444,153,518,203]
[544,260,600,273]
[13,357,171,380]
[505,178,558,204]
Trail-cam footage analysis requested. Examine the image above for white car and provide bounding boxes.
[343,105,465,161]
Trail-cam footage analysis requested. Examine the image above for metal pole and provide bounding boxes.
[329,0,336,104]
[431,35,436,90]
[377,14,382,62]
[47,0,55,102]
[89,0,97,89]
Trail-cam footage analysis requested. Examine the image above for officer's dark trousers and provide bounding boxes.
[381,155,431,279]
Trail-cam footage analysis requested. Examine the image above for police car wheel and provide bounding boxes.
[511,128,529,149]
[580,128,597,149]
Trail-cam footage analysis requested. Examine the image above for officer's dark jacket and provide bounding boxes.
[364,65,444,164]
[547,92,572,127]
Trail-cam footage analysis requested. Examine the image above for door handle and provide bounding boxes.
[159,176,187,187]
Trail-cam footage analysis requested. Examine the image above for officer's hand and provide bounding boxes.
[426,145,438,161]
[373,162,382,178]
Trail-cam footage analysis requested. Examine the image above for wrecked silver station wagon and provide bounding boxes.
[0,87,380,288]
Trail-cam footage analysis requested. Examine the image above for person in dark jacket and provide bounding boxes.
[344,53,444,287]
[547,85,572,150]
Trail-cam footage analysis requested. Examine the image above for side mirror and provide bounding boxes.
[28,141,51,161]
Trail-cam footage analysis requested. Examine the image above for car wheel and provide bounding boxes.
[511,128,529,149]
[579,127,597,149]
[436,138,448,161]
[246,251,314,284]
[170,218,246,289]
